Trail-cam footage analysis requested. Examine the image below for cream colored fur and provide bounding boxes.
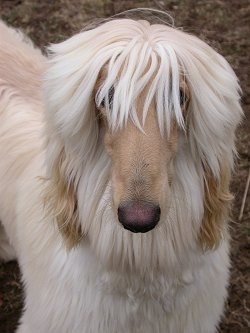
[0,16,242,333]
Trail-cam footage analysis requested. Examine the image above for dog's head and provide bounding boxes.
[44,17,242,270]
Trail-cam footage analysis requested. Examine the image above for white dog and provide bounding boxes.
[0,13,242,333]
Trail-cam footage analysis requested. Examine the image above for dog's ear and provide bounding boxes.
[199,164,233,250]
[44,147,82,249]
[43,30,108,248]
[182,42,243,251]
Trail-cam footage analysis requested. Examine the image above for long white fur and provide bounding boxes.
[0,16,242,333]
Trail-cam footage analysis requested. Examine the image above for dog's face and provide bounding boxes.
[45,18,242,265]
[96,78,189,233]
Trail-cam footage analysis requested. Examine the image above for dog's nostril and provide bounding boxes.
[118,201,160,233]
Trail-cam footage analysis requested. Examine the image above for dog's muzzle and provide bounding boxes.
[118,201,160,233]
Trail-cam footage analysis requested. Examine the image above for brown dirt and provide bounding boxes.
[0,1,249,332]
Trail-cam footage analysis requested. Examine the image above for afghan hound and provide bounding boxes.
[0,12,242,333]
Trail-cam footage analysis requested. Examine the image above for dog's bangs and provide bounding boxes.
[96,38,185,135]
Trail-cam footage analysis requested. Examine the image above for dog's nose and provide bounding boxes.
[118,201,160,233]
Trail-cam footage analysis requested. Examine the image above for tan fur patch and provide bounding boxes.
[199,164,233,250]
[44,149,82,249]
[103,95,178,218]
[99,76,187,221]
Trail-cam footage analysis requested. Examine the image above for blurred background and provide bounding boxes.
[0,1,249,332]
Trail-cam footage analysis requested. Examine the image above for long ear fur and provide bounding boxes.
[184,45,243,250]
[44,148,82,249]
[199,164,233,250]
[43,26,105,248]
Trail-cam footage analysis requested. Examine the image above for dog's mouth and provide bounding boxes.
[117,201,160,233]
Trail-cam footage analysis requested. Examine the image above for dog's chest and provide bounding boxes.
[96,269,195,314]
[42,244,200,333]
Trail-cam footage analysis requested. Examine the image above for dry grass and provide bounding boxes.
[0,1,249,332]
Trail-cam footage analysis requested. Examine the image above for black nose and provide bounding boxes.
[118,201,161,233]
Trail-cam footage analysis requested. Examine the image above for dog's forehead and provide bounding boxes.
[96,62,189,104]
[92,31,193,134]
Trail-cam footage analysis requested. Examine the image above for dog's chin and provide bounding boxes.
[87,213,168,274]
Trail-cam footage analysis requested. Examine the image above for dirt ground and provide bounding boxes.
[0,1,249,332]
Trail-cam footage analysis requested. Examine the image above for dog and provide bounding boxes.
[0,12,243,333]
